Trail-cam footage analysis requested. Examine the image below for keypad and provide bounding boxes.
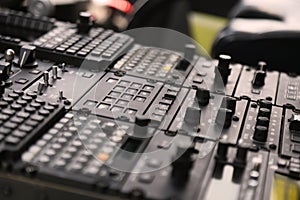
[0,90,65,157]
[21,112,131,180]
[113,46,186,81]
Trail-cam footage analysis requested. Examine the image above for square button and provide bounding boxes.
[158,103,169,111]
[251,89,261,95]
[126,88,138,95]
[139,90,150,97]
[103,97,116,104]
[131,82,142,89]
[108,91,121,98]
[84,100,98,107]
[116,99,129,106]
[291,135,300,143]
[107,78,118,83]
[121,93,134,100]
[161,98,173,105]
[29,69,41,75]
[111,106,124,112]
[134,96,146,102]
[114,86,126,92]
[292,144,300,153]
[119,80,131,87]
[125,108,137,115]
[151,114,163,121]
[143,85,154,91]
[15,78,28,85]
[98,103,110,110]
[82,72,94,78]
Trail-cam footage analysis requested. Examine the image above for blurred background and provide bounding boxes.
[0,0,236,54]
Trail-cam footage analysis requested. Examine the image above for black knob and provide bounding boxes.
[258,108,271,118]
[18,45,38,68]
[0,81,5,96]
[259,99,272,110]
[134,115,151,137]
[172,142,195,185]
[215,54,232,85]
[234,142,249,165]
[258,61,267,71]
[289,113,300,132]
[184,107,201,127]
[216,108,233,129]
[252,70,266,87]
[253,125,268,142]
[221,96,237,114]
[77,12,93,34]
[216,139,229,160]
[0,61,10,81]
[256,116,269,127]
[196,87,210,106]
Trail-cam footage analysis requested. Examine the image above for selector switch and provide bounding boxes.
[184,107,201,127]
[215,54,232,85]
[256,116,270,127]
[184,44,196,62]
[0,61,11,81]
[289,113,300,132]
[172,142,195,185]
[18,45,38,68]
[259,99,272,110]
[196,87,210,106]
[258,108,271,118]
[134,115,151,137]
[253,125,268,142]
[77,12,93,34]
[0,81,5,96]
[221,96,237,114]
[252,70,266,87]
[216,108,233,129]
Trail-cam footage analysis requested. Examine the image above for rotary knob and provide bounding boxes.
[134,115,151,138]
[252,70,266,87]
[172,142,195,186]
[77,12,93,34]
[259,99,272,109]
[256,116,269,127]
[253,125,268,142]
[258,108,271,118]
[196,87,210,106]
[215,54,232,85]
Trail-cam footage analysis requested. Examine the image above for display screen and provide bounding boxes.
[271,174,300,200]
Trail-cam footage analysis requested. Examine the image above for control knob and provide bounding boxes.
[215,54,232,85]
[253,125,268,142]
[216,108,233,129]
[221,96,237,114]
[77,12,93,34]
[196,87,210,106]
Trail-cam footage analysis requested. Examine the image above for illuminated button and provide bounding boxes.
[97,153,110,161]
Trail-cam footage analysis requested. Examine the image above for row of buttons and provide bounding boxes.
[0,9,54,32]
[114,47,181,80]
[0,90,62,149]
[286,82,299,100]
